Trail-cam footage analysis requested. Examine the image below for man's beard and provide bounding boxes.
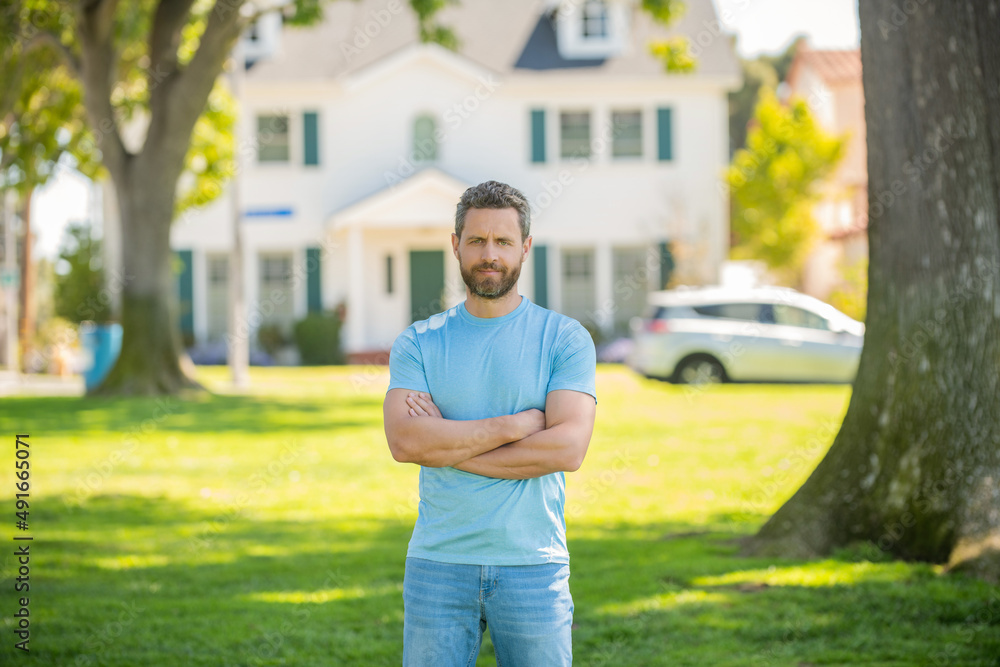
[460,257,522,300]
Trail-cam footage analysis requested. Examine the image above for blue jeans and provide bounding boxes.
[402,557,574,666]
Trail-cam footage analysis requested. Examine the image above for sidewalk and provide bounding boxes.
[0,370,85,397]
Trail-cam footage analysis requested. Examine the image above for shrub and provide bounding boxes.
[256,323,288,357]
[293,312,344,365]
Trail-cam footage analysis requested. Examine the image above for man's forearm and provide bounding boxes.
[388,412,523,468]
[451,422,588,480]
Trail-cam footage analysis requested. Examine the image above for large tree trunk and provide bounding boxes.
[75,0,245,396]
[745,0,1000,583]
[91,155,200,396]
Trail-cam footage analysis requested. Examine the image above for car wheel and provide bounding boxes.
[674,355,726,385]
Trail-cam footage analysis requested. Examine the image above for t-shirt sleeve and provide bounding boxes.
[386,327,430,394]
[546,321,597,403]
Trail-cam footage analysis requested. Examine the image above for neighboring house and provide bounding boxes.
[786,44,868,300]
[166,0,739,360]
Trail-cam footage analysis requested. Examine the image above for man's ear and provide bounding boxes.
[522,235,533,260]
[451,232,460,260]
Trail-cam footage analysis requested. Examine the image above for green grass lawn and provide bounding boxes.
[1,365,998,666]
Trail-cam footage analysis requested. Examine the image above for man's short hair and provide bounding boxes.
[455,181,531,241]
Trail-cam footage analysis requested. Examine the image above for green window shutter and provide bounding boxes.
[306,247,322,313]
[175,250,194,338]
[303,112,319,166]
[533,244,548,308]
[656,107,673,161]
[658,241,675,289]
[530,109,546,163]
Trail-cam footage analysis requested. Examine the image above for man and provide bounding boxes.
[383,180,597,666]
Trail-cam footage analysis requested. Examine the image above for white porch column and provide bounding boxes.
[594,243,614,338]
[347,224,365,353]
[548,242,562,313]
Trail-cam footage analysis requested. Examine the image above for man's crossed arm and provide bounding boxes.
[383,388,596,480]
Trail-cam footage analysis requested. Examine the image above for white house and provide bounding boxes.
[168,0,740,360]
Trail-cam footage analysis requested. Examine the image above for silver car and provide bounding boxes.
[626,287,865,384]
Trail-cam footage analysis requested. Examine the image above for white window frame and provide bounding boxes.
[610,109,643,160]
[257,113,291,163]
[559,110,592,160]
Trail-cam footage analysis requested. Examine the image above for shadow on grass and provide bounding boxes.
[1,393,380,436]
[568,520,1000,666]
[1,496,996,666]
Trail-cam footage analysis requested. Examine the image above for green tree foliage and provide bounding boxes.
[642,0,697,73]
[1,2,233,213]
[0,5,101,193]
[727,36,803,156]
[53,221,111,324]
[726,88,846,281]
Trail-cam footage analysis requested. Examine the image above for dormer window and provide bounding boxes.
[581,1,608,39]
[413,114,439,162]
[240,11,283,65]
[554,0,627,60]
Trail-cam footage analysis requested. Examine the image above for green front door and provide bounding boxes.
[409,250,446,323]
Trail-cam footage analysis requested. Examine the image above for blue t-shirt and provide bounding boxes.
[386,294,597,565]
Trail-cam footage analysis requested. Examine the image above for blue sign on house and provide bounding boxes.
[244,208,294,220]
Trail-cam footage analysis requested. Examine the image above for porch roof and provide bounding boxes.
[327,168,469,231]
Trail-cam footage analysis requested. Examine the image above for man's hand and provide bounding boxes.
[405,392,546,441]
[405,391,442,418]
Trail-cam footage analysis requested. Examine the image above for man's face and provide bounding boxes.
[452,207,532,300]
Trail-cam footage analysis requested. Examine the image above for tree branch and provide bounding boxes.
[148,0,197,82]
[24,30,81,78]
[145,0,246,170]
[79,0,119,44]
[76,0,129,180]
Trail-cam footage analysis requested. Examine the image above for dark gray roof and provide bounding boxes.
[513,15,606,70]
[247,0,739,83]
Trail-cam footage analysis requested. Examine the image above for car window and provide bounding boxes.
[692,303,765,322]
[772,305,829,330]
